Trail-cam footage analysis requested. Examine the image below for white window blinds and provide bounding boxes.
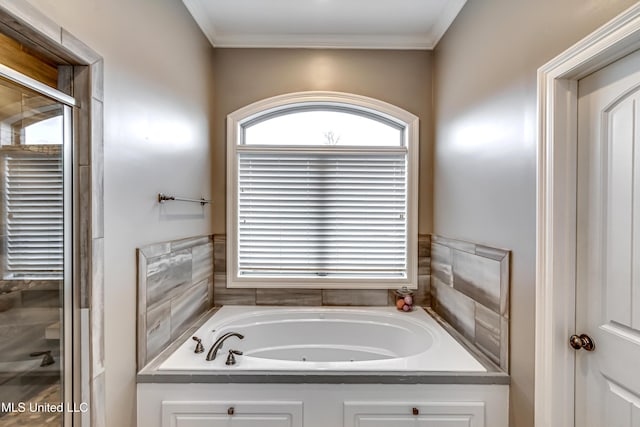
[237,151,407,278]
[4,154,63,279]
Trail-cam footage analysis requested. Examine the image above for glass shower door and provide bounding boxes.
[0,71,72,427]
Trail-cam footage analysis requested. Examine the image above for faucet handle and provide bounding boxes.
[30,351,55,367]
[225,349,242,365]
[192,336,204,354]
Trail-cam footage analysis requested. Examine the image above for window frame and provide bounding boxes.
[227,91,419,289]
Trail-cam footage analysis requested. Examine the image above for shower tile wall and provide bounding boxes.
[212,234,432,307]
[137,236,214,368]
[430,235,510,371]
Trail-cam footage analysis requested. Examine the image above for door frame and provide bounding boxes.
[0,3,105,427]
[536,3,640,427]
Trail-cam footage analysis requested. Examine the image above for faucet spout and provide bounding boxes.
[206,332,244,361]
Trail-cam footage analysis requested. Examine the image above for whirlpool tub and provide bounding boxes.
[157,306,486,372]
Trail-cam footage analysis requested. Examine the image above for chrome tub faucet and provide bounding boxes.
[206,332,244,361]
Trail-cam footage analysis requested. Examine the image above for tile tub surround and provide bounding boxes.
[430,235,510,371]
[137,236,214,369]
[212,234,432,307]
[138,233,510,373]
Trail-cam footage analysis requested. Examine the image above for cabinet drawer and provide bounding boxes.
[344,401,485,427]
[162,401,303,427]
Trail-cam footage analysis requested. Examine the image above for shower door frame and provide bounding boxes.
[0,3,105,426]
[0,63,76,426]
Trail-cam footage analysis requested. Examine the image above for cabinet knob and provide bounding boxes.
[227,407,235,416]
[412,407,419,415]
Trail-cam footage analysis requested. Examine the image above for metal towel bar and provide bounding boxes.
[157,193,211,206]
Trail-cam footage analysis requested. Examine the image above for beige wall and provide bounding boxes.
[212,48,433,234]
[23,1,214,427]
[433,1,638,426]
[12,2,634,426]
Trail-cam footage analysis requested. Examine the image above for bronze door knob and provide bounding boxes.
[570,334,595,351]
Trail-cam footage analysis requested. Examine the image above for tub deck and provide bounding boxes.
[138,306,509,385]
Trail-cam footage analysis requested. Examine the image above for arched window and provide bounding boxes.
[227,92,419,289]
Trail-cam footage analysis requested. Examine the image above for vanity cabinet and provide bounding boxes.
[343,402,485,427]
[161,401,303,427]
[138,383,507,427]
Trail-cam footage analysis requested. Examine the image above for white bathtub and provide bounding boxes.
[157,306,486,372]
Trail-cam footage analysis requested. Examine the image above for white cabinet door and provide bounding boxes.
[344,402,485,427]
[168,414,294,427]
[351,416,471,427]
[161,401,303,427]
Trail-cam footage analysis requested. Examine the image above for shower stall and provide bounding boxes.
[0,66,73,427]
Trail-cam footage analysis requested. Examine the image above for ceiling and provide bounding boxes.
[182,0,467,50]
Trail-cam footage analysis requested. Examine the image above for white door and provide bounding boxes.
[576,47,640,426]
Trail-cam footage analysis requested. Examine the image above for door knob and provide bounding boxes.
[569,334,595,351]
